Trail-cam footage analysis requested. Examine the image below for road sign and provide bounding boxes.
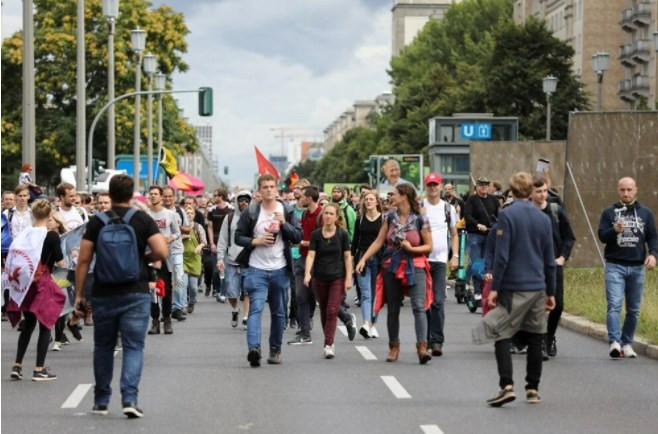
[460,123,492,140]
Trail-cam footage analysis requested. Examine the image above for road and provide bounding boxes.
[2,285,657,434]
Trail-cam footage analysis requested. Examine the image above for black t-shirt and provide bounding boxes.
[82,206,160,297]
[352,214,382,257]
[309,227,350,281]
[464,194,500,233]
[208,205,233,244]
[42,231,64,271]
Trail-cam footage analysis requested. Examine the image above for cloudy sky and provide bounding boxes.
[2,0,392,187]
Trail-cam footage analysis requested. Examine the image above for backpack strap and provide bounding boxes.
[123,208,138,224]
[97,211,111,225]
[227,212,234,247]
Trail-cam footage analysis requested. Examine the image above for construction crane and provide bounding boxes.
[269,126,321,157]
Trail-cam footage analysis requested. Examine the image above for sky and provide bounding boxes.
[2,0,393,188]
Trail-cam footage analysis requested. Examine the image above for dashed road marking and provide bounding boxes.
[337,325,348,336]
[381,376,411,399]
[355,345,377,360]
[61,384,92,409]
[420,425,445,434]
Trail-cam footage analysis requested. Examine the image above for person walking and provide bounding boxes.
[208,188,233,301]
[162,186,190,319]
[47,211,71,351]
[472,172,556,407]
[235,174,302,367]
[352,191,383,339]
[75,174,167,418]
[598,177,657,359]
[356,184,434,364]
[182,206,207,314]
[8,200,66,382]
[7,185,33,238]
[304,203,353,359]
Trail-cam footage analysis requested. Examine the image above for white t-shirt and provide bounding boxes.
[249,202,287,271]
[423,199,457,263]
[58,206,88,230]
[7,207,33,238]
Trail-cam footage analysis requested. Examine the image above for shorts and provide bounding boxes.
[224,263,244,299]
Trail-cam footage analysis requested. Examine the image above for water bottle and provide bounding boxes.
[220,266,225,280]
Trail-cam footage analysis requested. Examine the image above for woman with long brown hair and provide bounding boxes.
[304,203,352,359]
[356,184,434,364]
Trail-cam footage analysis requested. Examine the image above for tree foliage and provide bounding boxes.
[1,0,197,188]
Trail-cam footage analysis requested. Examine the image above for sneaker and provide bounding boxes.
[148,318,161,335]
[61,334,71,345]
[163,318,173,335]
[52,342,61,352]
[66,320,83,341]
[324,344,335,359]
[359,325,371,339]
[247,347,261,367]
[187,304,195,314]
[212,290,217,297]
[526,389,541,404]
[431,343,443,357]
[171,310,186,322]
[287,335,312,345]
[92,404,109,416]
[289,318,297,330]
[473,293,482,301]
[486,385,515,407]
[267,348,282,365]
[370,326,379,339]
[205,290,211,297]
[217,295,227,303]
[231,311,239,328]
[355,299,361,307]
[10,365,22,380]
[546,335,557,357]
[622,344,637,358]
[242,318,248,330]
[122,402,144,419]
[32,368,57,381]
[609,342,622,358]
[346,313,357,341]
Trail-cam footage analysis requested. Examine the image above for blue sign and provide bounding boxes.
[116,158,160,180]
[460,123,492,140]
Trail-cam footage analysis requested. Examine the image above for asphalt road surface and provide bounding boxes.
[3,285,657,434]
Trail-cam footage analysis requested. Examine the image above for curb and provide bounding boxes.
[560,312,658,360]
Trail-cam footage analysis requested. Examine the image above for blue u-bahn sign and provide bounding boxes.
[460,123,492,140]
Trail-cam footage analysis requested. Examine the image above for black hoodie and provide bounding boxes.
[598,201,658,266]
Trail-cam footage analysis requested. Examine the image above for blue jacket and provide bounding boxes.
[491,200,556,296]
[598,201,658,266]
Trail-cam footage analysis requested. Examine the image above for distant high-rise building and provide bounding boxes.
[195,124,212,156]
[391,0,461,57]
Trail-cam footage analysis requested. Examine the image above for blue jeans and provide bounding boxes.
[356,256,378,323]
[426,261,446,345]
[243,267,289,351]
[91,292,151,405]
[605,263,645,345]
[466,233,486,294]
[183,272,199,306]
[171,254,186,310]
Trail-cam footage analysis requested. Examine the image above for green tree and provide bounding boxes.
[1,0,197,188]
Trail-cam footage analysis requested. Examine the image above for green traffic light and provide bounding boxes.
[198,87,213,116]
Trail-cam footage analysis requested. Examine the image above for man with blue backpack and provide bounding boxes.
[75,174,168,418]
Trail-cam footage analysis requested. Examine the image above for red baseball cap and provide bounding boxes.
[424,172,443,185]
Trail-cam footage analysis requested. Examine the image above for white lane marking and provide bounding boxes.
[355,345,377,360]
[381,376,411,399]
[337,325,348,336]
[420,425,445,434]
[61,384,92,409]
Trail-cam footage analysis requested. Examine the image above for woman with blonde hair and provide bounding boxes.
[304,203,352,359]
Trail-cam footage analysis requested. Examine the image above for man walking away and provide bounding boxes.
[75,174,167,418]
[472,172,556,407]
[598,177,657,359]
[235,174,302,367]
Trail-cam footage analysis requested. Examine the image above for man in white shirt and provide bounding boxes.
[162,186,191,319]
[56,182,88,230]
[6,185,33,238]
[422,173,459,357]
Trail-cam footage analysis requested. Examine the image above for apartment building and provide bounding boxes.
[391,0,462,56]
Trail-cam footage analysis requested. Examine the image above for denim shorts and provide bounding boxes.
[224,263,244,299]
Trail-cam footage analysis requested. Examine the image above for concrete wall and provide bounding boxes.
[563,111,658,266]
[470,140,567,197]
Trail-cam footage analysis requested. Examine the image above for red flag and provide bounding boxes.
[254,146,280,178]
[289,171,299,187]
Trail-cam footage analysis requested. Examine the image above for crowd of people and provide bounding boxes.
[1,169,655,416]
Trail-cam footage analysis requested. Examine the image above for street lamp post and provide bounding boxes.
[75,0,86,190]
[542,75,558,141]
[591,52,609,112]
[22,0,36,180]
[154,73,166,184]
[142,53,157,189]
[103,0,119,169]
[130,28,146,192]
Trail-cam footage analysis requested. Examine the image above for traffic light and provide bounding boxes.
[224,166,229,175]
[363,158,375,175]
[198,87,213,116]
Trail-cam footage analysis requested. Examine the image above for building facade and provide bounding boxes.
[391,0,461,57]
[514,0,658,110]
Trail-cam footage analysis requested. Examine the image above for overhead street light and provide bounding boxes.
[103,0,119,169]
[591,51,609,112]
[542,75,558,141]
[143,53,157,188]
[131,27,146,192]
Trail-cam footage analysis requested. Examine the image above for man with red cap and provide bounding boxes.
[422,173,459,356]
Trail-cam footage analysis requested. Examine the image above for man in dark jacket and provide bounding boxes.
[531,177,576,359]
[235,174,302,367]
[472,172,556,408]
[598,177,657,359]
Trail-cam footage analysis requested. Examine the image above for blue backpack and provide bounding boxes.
[1,213,12,255]
[94,209,140,284]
